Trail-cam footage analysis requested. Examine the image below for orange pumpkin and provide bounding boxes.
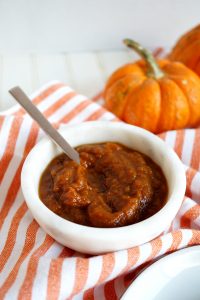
[169,24,200,76]
[104,39,200,133]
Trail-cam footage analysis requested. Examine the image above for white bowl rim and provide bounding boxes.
[21,121,186,241]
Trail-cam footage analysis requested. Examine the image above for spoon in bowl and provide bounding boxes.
[9,86,80,164]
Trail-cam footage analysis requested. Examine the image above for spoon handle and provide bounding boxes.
[9,86,80,164]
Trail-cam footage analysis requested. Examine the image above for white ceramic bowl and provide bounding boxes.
[21,121,186,254]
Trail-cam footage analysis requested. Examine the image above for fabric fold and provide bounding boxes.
[0,81,199,300]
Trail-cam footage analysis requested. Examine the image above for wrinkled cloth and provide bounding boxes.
[0,81,200,300]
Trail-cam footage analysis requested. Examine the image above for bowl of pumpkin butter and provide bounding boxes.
[21,121,186,254]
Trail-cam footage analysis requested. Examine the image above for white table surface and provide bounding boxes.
[0,50,138,111]
[0,0,199,112]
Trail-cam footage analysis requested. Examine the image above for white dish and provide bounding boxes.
[21,121,186,254]
[121,245,200,300]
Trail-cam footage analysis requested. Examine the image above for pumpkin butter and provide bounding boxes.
[39,143,168,228]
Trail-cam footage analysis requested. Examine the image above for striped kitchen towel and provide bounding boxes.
[0,81,200,300]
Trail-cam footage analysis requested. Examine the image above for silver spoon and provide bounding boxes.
[9,86,80,164]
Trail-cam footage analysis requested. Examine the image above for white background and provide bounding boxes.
[0,0,199,52]
[0,0,199,110]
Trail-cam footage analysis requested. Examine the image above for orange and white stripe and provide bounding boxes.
[0,82,200,300]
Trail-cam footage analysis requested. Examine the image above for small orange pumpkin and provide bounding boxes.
[169,24,200,76]
[104,39,200,133]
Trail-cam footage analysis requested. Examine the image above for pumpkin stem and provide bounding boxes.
[124,39,164,79]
